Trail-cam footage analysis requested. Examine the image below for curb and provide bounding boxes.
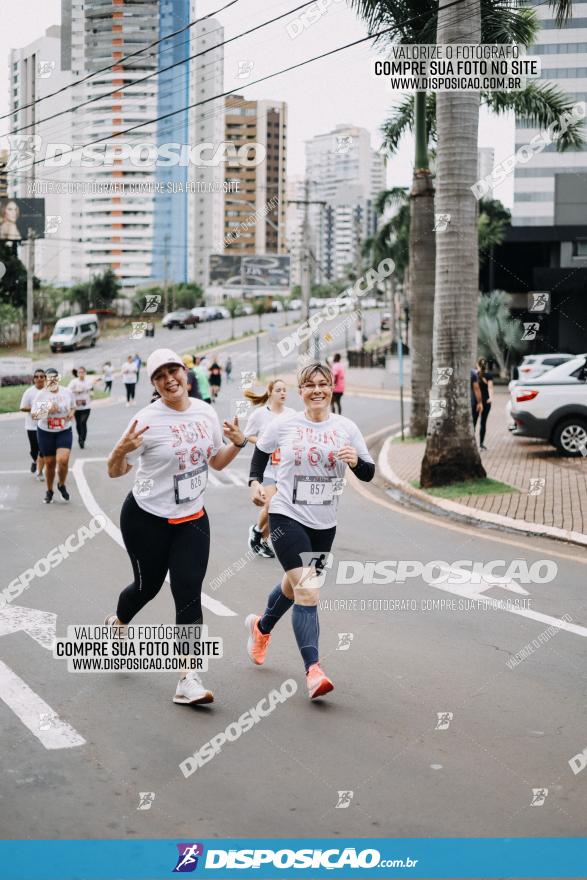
[378,432,587,549]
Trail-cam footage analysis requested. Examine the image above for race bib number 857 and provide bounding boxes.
[293,475,335,506]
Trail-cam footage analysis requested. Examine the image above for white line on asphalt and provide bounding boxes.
[0,470,31,474]
[71,459,237,617]
[0,660,85,750]
[430,580,587,637]
[207,472,222,487]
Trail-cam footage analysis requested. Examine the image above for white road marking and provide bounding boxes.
[72,459,237,617]
[207,472,222,487]
[430,577,587,638]
[0,660,85,749]
[0,470,30,474]
[0,604,57,650]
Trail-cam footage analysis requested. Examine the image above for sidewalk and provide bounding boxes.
[381,386,587,545]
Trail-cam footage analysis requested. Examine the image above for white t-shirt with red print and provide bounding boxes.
[257,412,373,529]
[244,405,296,481]
[32,387,75,433]
[123,398,223,518]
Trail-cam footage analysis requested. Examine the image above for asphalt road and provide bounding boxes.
[34,307,385,377]
[0,354,586,842]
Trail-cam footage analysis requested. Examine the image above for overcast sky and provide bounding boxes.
[0,0,515,207]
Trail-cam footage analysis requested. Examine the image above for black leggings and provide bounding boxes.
[74,409,90,444]
[331,392,343,414]
[27,429,39,462]
[125,383,136,402]
[269,512,336,573]
[472,402,492,445]
[117,493,210,625]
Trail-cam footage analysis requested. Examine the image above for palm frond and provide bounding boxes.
[483,83,586,150]
[374,187,410,214]
[381,93,437,154]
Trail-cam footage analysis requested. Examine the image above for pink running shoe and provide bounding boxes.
[306,663,334,700]
[245,614,271,665]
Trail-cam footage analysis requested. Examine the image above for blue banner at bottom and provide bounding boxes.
[0,837,585,879]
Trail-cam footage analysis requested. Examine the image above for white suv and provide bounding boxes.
[515,353,574,380]
[510,354,587,455]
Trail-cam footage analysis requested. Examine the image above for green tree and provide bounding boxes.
[0,242,31,311]
[91,268,121,309]
[226,297,241,339]
[172,282,204,310]
[254,300,266,333]
[478,290,527,378]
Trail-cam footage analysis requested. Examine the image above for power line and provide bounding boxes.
[3,0,323,141]
[14,0,467,179]
[0,0,242,124]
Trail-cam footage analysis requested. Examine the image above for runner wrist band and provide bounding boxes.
[233,435,248,448]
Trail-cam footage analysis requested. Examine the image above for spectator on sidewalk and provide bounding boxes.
[133,352,142,382]
[471,358,494,451]
[331,353,345,414]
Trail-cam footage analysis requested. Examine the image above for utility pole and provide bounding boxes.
[26,229,35,353]
[300,182,311,354]
[163,233,170,314]
[288,182,326,357]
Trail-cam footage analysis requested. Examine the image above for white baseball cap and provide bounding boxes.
[146,348,185,380]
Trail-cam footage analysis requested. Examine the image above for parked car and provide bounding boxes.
[288,298,301,311]
[514,353,575,382]
[190,307,208,322]
[50,314,99,352]
[239,303,253,316]
[162,309,198,329]
[380,313,392,331]
[215,306,230,319]
[510,354,587,455]
[271,301,284,312]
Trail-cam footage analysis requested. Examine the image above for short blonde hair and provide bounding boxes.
[297,362,333,388]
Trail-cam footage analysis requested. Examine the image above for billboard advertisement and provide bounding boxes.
[0,197,45,241]
[209,254,290,289]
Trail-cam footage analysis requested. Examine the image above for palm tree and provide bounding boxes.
[362,187,410,345]
[380,86,582,438]
[420,0,574,486]
[352,0,581,442]
[478,290,527,378]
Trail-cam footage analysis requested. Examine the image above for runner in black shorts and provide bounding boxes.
[32,368,75,504]
[105,348,249,705]
[246,362,375,699]
[20,368,46,478]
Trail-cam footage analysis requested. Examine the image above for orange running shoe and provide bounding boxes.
[245,614,271,665]
[306,663,334,700]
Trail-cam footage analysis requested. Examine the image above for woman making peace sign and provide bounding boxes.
[106,348,248,706]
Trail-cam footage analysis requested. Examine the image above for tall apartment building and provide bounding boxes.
[223,95,287,255]
[512,1,587,225]
[61,0,192,290]
[8,25,74,284]
[305,124,386,282]
[188,17,225,287]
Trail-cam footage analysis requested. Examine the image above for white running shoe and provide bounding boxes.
[173,671,214,705]
[104,613,127,638]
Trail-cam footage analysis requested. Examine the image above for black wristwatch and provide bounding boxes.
[234,435,248,448]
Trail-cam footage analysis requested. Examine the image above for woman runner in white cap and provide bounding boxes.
[106,348,249,705]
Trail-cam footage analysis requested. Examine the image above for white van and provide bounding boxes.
[50,315,99,352]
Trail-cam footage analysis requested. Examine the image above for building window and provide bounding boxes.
[572,240,587,258]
